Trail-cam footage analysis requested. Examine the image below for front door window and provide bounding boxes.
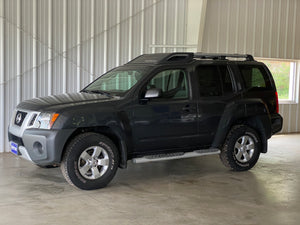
[146,69,188,99]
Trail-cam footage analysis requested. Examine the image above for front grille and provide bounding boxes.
[14,111,27,127]
[8,132,24,146]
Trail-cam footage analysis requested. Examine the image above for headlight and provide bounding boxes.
[33,113,59,129]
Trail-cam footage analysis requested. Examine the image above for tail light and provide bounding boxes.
[275,91,279,113]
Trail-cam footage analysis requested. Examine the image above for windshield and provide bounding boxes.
[82,68,146,96]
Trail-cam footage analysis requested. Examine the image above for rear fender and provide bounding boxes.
[212,99,271,153]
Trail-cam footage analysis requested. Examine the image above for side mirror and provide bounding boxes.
[144,88,162,99]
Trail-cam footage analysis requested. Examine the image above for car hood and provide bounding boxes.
[17,92,118,112]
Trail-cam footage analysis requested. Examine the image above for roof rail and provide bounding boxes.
[127,52,194,64]
[194,53,254,61]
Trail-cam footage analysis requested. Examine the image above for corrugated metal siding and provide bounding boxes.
[0,0,4,154]
[202,0,300,59]
[0,0,189,152]
[201,0,300,134]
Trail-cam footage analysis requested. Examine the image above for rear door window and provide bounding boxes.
[238,65,272,90]
[196,65,234,97]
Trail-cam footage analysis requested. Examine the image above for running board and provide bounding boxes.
[132,148,220,164]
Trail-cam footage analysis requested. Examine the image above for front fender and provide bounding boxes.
[53,108,132,168]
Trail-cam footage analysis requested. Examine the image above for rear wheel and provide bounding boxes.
[220,125,261,171]
[61,132,119,190]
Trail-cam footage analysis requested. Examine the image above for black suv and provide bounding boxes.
[8,53,283,190]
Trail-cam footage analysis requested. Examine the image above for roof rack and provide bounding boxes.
[127,52,255,65]
[194,53,254,61]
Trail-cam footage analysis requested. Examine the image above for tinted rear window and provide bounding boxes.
[196,65,234,97]
[238,65,273,90]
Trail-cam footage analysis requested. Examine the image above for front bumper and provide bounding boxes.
[8,128,74,166]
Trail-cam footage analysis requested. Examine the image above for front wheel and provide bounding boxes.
[220,125,261,171]
[61,132,119,190]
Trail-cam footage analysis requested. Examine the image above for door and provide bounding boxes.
[195,64,237,146]
[130,69,198,153]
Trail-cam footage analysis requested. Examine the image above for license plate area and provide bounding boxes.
[10,142,19,155]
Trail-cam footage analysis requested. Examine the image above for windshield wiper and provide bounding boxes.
[81,89,113,98]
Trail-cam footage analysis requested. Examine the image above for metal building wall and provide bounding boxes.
[0,0,189,152]
[201,0,300,133]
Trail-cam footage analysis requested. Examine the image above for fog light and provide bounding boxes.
[33,142,44,156]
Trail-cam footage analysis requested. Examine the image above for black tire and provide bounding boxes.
[220,125,261,171]
[60,132,119,190]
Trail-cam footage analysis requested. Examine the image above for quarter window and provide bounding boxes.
[238,66,272,90]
